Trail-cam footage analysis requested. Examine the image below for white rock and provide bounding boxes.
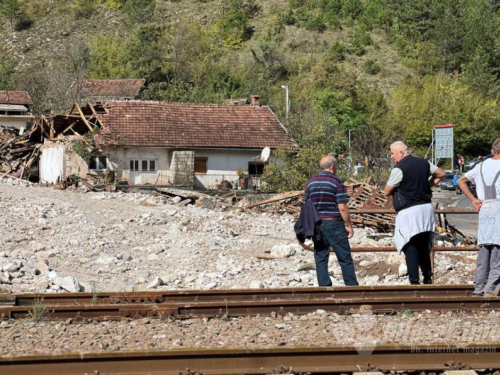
[171,196,182,204]
[203,282,217,290]
[364,275,380,286]
[96,256,116,265]
[300,274,313,283]
[146,276,163,289]
[398,263,408,277]
[59,276,82,292]
[270,244,296,258]
[249,280,264,289]
[1,261,20,273]
[34,262,49,276]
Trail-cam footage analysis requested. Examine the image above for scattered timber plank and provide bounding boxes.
[81,179,96,192]
[242,191,303,210]
[156,187,209,200]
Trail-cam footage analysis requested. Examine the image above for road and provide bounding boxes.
[432,188,477,238]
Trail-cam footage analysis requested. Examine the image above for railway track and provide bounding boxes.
[1,344,498,374]
[0,285,498,321]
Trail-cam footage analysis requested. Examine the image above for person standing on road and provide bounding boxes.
[304,155,358,287]
[453,171,461,194]
[458,138,500,297]
[384,141,445,285]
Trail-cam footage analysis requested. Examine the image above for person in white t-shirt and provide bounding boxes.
[458,138,500,297]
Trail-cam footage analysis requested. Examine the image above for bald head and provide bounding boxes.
[390,141,409,163]
[320,155,337,171]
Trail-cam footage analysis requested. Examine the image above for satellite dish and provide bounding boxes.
[260,147,271,162]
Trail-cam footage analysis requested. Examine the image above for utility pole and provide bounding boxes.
[348,128,355,176]
[281,85,289,119]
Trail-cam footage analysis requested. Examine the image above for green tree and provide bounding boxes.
[388,75,500,157]
[0,44,15,89]
[122,0,155,24]
[1,0,21,33]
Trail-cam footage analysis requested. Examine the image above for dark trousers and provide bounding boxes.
[313,220,359,286]
[402,231,433,284]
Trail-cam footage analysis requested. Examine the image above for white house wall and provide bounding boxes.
[40,141,89,184]
[194,149,262,189]
[101,147,266,188]
[39,145,64,184]
[103,147,170,185]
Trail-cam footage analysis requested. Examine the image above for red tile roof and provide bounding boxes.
[80,79,145,99]
[0,91,33,105]
[95,101,296,149]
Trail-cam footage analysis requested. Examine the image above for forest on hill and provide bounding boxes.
[1,0,500,188]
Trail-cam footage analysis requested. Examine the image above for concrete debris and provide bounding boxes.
[56,276,82,293]
[146,276,163,289]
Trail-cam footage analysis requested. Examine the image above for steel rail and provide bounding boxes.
[2,295,499,321]
[0,285,476,307]
[0,344,499,374]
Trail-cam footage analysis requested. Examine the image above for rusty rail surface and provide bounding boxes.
[1,344,499,374]
[1,285,498,321]
[0,284,476,307]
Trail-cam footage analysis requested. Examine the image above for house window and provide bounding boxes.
[129,159,156,172]
[248,161,265,176]
[130,160,139,171]
[194,157,208,175]
[89,156,108,171]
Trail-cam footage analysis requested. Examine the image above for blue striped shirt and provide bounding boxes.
[304,171,349,219]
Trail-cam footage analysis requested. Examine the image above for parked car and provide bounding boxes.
[464,158,480,171]
[439,174,455,190]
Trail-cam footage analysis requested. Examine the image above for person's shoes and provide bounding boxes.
[484,289,500,298]
[423,277,433,285]
[472,292,484,297]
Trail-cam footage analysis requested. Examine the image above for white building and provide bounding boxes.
[0,91,34,134]
[39,98,297,188]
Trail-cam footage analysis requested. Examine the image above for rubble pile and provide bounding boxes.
[0,181,477,294]
[0,126,41,180]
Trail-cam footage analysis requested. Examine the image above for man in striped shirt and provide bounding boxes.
[304,155,358,286]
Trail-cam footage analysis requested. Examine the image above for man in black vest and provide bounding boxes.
[384,141,445,284]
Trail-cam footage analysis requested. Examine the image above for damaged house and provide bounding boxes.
[0,91,34,134]
[37,98,296,188]
[72,79,146,102]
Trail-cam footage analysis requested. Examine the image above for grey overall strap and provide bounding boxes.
[480,161,500,200]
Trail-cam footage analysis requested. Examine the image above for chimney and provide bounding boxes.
[250,95,260,106]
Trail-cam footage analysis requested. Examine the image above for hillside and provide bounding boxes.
[1,0,500,189]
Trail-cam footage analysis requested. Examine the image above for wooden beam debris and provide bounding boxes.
[242,191,303,210]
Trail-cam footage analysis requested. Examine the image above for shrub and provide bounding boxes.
[362,59,381,75]
[74,0,95,19]
[328,41,346,62]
